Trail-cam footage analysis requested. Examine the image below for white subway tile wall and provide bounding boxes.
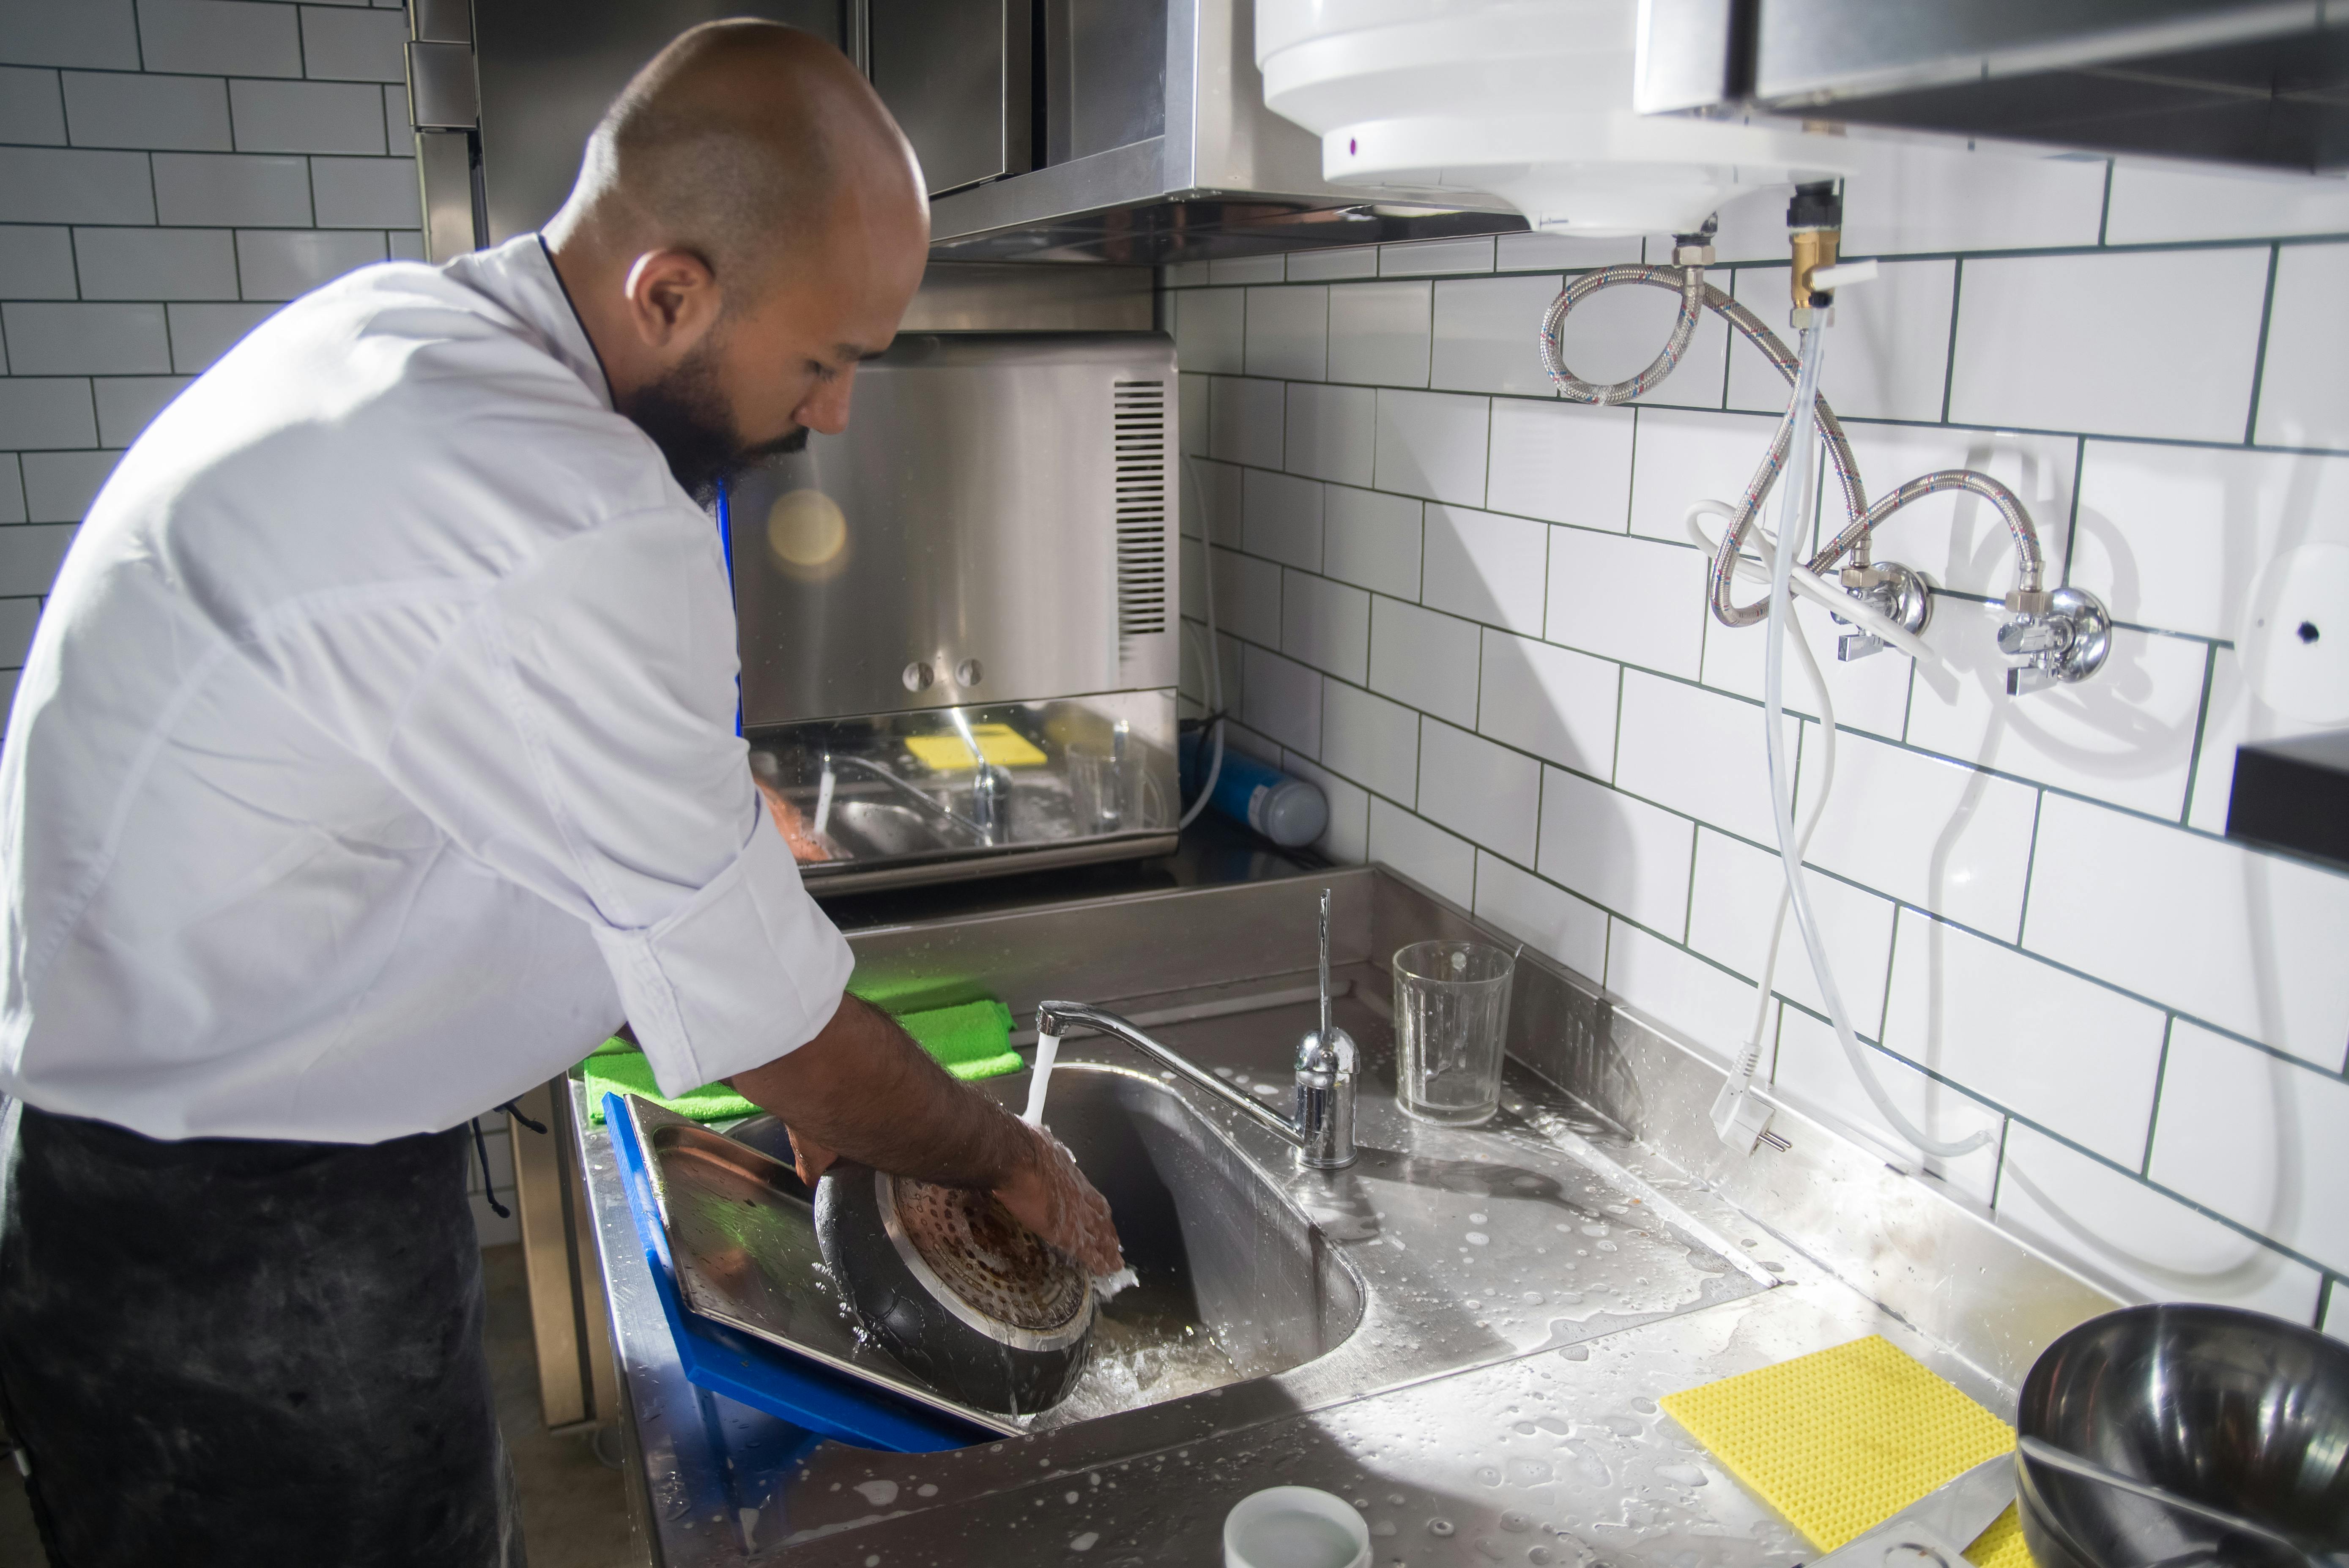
[0,0,501,1235]
[1172,169,2349,1330]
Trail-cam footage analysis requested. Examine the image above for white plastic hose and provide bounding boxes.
[1178,453,1226,831]
[1761,328,1988,1161]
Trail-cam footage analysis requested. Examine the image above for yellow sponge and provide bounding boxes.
[1658,1335,2033,1568]
[904,724,1049,771]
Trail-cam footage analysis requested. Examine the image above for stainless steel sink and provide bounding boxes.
[818,798,982,862]
[576,864,2133,1567]
[712,1060,1363,1431]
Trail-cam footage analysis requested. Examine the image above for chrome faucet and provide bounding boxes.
[1035,888,1358,1170]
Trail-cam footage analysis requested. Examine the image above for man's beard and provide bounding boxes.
[619,342,808,505]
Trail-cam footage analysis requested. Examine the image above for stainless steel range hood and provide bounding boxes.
[907,0,1523,263]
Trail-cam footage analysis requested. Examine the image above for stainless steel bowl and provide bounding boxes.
[2017,1303,2349,1568]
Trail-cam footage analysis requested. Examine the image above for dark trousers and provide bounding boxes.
[0,1100,523,1567]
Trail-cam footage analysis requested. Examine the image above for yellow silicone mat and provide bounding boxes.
[1658,1335,2033,1568]
[904,725,1049,771]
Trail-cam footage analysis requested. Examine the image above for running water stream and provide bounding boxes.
[1018,1028,1136,1302]
[1020,1029,1059,1126]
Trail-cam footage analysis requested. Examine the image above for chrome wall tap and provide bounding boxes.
[1999,585,2112,695]
[1833,560,1933,662]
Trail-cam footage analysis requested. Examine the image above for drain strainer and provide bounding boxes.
[889,1179,1089,1333]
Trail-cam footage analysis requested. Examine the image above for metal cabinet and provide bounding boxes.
[507,1079,622,1436]
[868,0,1034,197]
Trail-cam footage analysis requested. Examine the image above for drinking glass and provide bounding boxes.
[1391,940,1515,1126]
[1066,741,1126,834]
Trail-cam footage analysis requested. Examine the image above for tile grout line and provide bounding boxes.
[2240,244,2282,447]
[1937,257,1963,426]
[2014,788,2047,946]
[2139,1014,2175,1178]
[2175,642,2219,829]
[2058,434,2086,588]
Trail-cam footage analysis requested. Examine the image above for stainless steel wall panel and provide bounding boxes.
[470,0,843,244]
[868,0,1033,197]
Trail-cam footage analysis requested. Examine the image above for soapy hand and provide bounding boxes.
[993,1120,1125,1279]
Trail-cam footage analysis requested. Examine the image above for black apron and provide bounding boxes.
[0,1099,524,1567]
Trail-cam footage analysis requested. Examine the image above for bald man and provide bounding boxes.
[0,22,1120,1566]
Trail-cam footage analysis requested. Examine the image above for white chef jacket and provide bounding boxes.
[0,234,855,1143]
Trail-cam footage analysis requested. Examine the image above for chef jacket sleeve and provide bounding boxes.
[370,507,854,1096]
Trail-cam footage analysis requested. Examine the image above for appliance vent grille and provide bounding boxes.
[1112,380,1169,638]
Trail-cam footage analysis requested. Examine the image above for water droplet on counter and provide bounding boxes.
[1070,1532,1099,1552]
[1466,1231,1490,1245]
[1428,1519,1456,1537]
[1469,1212,1489,1223]
[1500,1510,1532,1532]
[1558,1344,1589,1361]
[1528,1546,1555,1564]
[1656,1463,1707,1487]
[1388,1494,1407,1506]
[1580,1223,1608,1237]
[854,1480,899,1507]
[1630,1397,1657,1414]
[1064,1490,1080,1505]
[1475,1466,1502,1486]
[917,1483,939,1498]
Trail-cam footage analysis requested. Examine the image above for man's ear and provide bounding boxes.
[621,248,721,351]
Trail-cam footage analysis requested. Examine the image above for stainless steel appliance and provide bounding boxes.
[405,0,1523,267]
[729,331,1182,893]
[1637,0,2349,173]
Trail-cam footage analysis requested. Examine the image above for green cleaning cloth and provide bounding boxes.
[903,998,1023,1081]
[583,997,1022,1123]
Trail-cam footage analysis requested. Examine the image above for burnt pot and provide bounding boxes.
[813,1162,1093,1416]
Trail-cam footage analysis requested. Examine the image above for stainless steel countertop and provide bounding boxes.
[575,866,2117,1565]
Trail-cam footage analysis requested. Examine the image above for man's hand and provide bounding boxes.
[729,995,1125,1276]
[995,1122,1122,1277]
[781,1125,836,1186]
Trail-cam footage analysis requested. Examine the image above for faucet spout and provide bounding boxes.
[1034,998,1357,1170]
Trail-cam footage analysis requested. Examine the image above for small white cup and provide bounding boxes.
[1223,1486,1371,1568]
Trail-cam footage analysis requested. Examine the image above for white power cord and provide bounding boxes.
[1738,326,1990,1161]
[1177,452,1226,831]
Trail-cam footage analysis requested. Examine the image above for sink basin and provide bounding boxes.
[819,798,982,862]
[696,1061,1363,1432]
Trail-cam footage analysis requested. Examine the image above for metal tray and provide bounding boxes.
[623,1096,1027,1437]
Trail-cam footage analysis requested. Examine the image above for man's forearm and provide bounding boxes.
[726,993,1031,1188]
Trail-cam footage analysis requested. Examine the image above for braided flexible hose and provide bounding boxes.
[1538,265,2046,627]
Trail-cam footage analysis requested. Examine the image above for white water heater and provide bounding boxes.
[1255,0,1850,237]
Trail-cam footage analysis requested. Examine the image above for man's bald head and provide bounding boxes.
[561,20,925,301]
[544,22,929,502]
